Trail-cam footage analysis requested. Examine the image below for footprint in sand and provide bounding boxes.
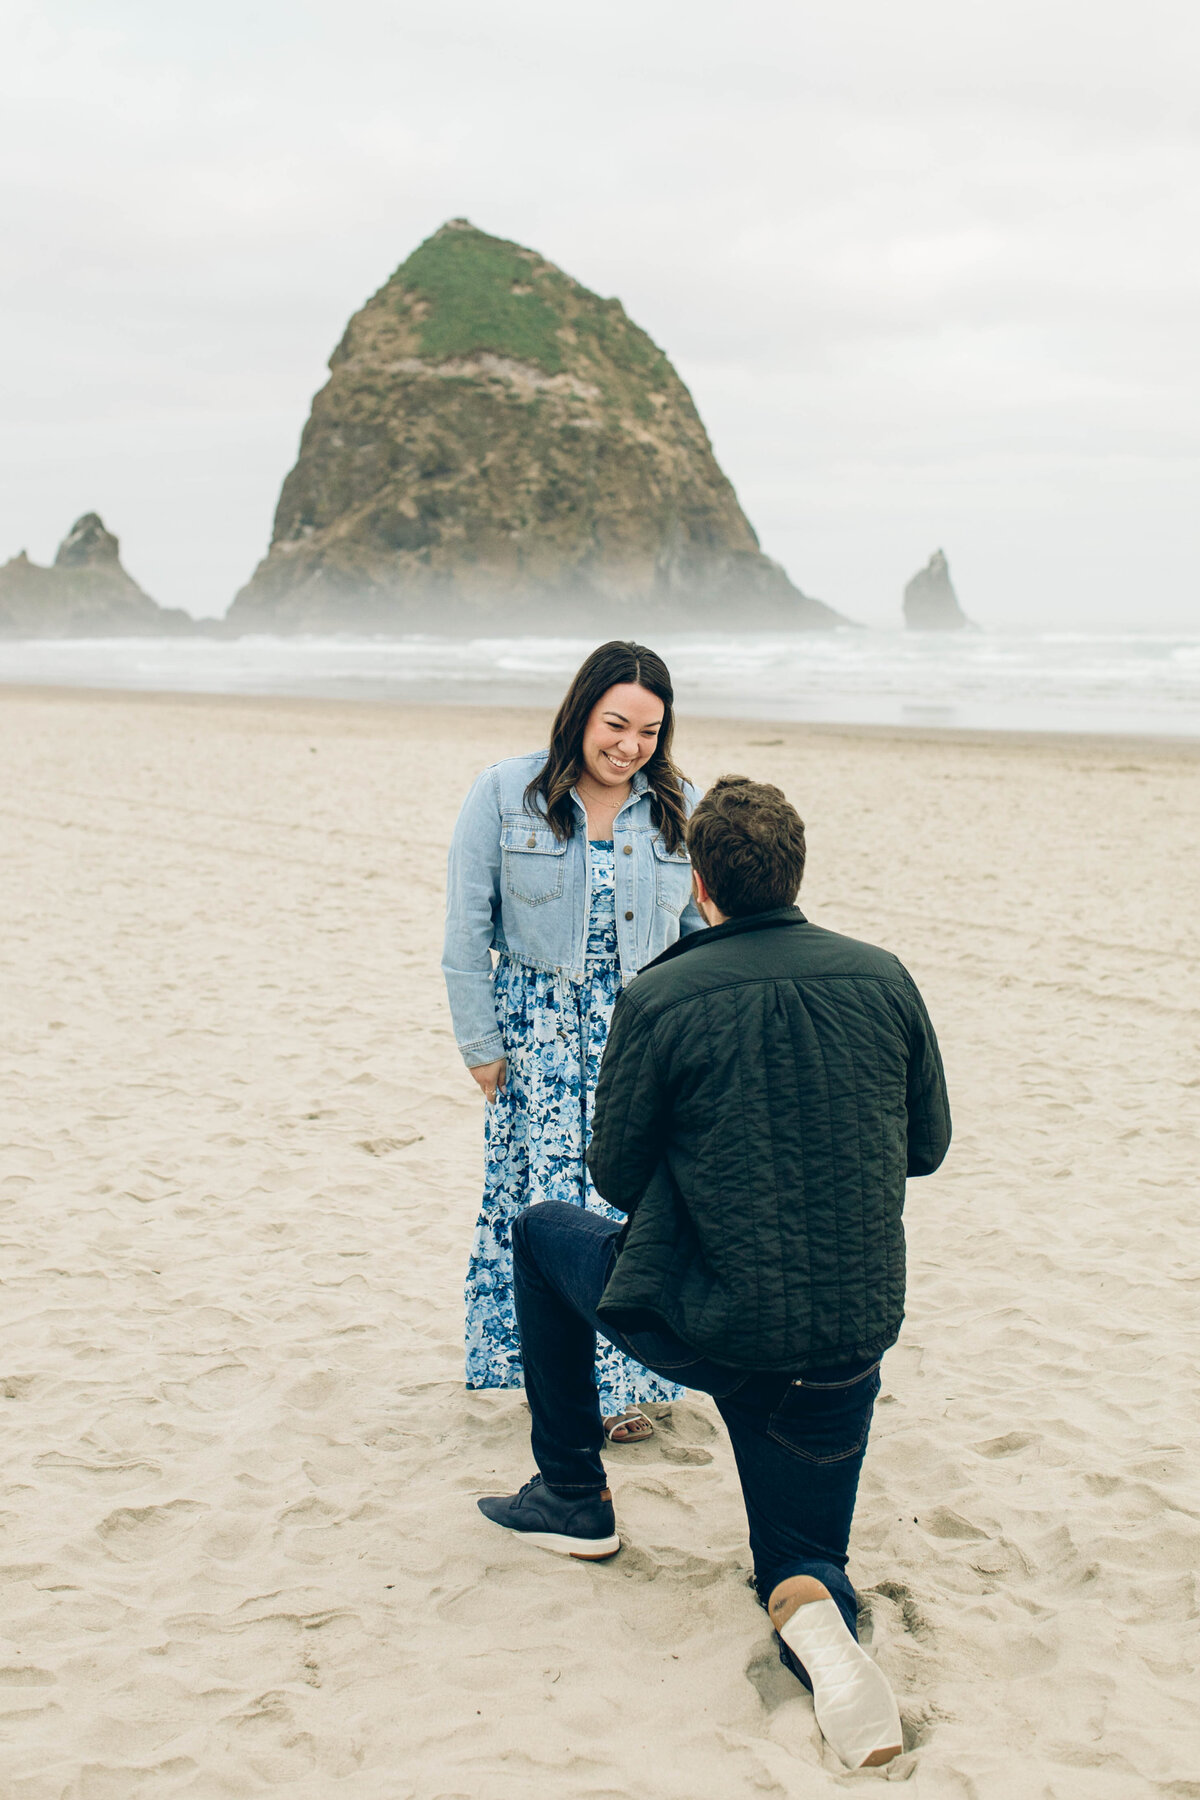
[865,1578,934,1644]
[0,1374,42,1401]
[95,1500,208,1562]
[0,1665,57,1688]
[607,1478,740,1587]
[921,1505,990,1542]
[744,1638,802,1712]
[160,1360,263,1412]
[35,1452,163,1490]
[972,1430,1040,1458]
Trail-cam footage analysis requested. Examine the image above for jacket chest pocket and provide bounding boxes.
[651,836,691,914]
[501,820,568,906]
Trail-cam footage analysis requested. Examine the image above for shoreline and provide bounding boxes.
[4,679,1199,757]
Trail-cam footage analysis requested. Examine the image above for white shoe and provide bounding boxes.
[779,1597,903,1769]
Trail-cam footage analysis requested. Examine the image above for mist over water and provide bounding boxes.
[4,630,1200,737]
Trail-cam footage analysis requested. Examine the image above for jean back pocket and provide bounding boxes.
[766,1361,881,1464]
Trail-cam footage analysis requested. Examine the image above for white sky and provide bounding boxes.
[2,0,1197,628]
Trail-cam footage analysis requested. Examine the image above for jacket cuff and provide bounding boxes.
[460,1031,506,1069]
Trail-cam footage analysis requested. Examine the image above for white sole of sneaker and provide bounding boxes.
[780,1598,903,1769]
[519,1528,621,1560]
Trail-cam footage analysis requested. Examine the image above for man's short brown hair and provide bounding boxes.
[687,775,806,918]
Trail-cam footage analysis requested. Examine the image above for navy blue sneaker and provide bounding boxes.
[477,1475,620,1560]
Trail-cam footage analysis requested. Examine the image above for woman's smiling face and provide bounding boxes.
[580,683,665,788]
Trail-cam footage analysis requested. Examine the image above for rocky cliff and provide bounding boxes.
[0,514,193,638]
[227,220,843,633]
[903,549,971,630]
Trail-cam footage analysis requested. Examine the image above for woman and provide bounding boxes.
[443,640,706,1442]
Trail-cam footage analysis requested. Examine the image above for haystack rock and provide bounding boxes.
[227,219,845,633]
[0,513,193,637]
[903,549,971,631]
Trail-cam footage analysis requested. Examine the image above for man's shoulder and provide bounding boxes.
[793,920,910,981]
[628,914,912,1019]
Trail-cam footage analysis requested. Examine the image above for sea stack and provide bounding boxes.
[227,219,844,633]
[0,514,192,638]
[903,549,971,631]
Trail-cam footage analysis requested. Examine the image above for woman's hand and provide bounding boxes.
[469,1059,507,1103]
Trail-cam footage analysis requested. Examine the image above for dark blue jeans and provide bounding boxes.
[511,1201,881,1645]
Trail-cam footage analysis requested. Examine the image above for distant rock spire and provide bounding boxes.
[903,549,971,631]
[54,512,124,570]
[0,514,193,638]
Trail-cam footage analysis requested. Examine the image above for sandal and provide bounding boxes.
[603,1408,655,1444]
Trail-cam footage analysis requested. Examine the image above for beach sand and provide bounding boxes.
[0,686,1196,1799]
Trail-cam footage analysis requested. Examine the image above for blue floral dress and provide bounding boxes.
[464,840,684,1416]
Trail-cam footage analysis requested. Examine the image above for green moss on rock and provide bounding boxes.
[393,222,575,373]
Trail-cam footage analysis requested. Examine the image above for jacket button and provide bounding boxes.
[622,843,633,854]
[526,835,537,848]
[624,910,634,921]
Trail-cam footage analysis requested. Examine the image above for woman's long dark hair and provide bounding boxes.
[524,641,688,851]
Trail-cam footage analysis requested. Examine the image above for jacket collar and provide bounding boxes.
[643,905,808,973]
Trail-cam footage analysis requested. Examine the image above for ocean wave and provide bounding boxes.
[3,630,1199,737]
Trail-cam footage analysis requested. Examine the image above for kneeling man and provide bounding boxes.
[478,776,951,1770]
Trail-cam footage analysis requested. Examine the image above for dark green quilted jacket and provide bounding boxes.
[589,907,950,1370]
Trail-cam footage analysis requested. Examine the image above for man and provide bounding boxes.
[477,776,951,1770]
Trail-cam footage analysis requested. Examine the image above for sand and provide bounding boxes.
[0,686,1196,1800]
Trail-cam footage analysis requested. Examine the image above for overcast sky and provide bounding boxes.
[2,0,1197,628]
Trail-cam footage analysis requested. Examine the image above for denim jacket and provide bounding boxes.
[443,750,706,1067]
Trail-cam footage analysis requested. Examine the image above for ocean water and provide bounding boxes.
[2,630,1199,738]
